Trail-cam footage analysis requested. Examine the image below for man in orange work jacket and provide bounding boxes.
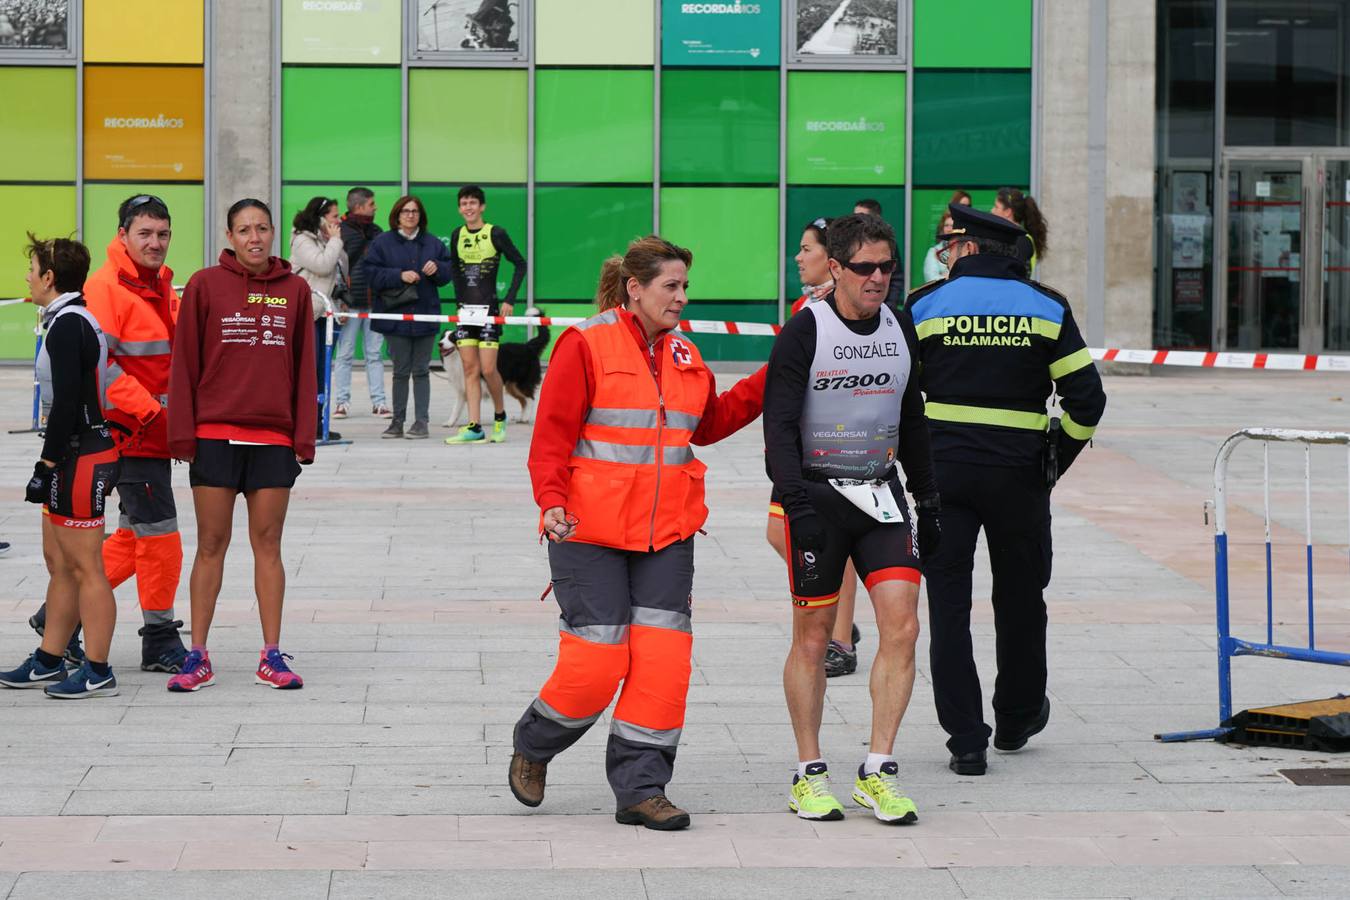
[31,195,188,672]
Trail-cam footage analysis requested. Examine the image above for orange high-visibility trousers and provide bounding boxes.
[103,458,181,612]
[515,537,694,809]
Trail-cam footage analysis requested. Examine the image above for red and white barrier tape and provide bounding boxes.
[3,298,1349,370]
[1091,347,1350,372]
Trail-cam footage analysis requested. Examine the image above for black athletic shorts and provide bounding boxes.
[47,428,120,529]
[783,475,921,608]
[454,303,502,348]
[189,439,301,493]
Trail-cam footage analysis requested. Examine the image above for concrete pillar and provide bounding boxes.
[1039,0,1156,350]
[208,0,274,255]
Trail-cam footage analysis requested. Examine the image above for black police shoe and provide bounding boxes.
[949,749,987,776]
[994,698,1051,752]
[139,620,189,673]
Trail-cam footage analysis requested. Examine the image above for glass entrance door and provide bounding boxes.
[1324,158,1350,351]
[1222,158,1304,350]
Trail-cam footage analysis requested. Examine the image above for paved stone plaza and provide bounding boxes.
[0,364,1349,898]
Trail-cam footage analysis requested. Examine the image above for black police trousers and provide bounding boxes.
[925,460,1052,755]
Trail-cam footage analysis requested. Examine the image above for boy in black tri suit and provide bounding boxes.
[445,184,527,444]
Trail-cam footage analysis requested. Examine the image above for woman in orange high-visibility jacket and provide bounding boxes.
[510,236,766,831]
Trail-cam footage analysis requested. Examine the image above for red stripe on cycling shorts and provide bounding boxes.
[863,566,921,590]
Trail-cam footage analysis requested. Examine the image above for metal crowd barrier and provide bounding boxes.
[1158,428,1350,742]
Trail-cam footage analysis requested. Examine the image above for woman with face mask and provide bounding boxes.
[507,236,767,832]
[166,199,317,694]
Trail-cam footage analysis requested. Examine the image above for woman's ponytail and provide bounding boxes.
[596,255,627,312]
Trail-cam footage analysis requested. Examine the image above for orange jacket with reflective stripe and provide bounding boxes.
[561,309,711,552]
[83,238,179,458]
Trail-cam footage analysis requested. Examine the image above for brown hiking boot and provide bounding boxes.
[508,752,547,807]
[615,794,690,831]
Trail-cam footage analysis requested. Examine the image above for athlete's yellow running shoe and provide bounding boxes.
[788,762,845,820]
[852,761,918,824]
[490,419,507,443]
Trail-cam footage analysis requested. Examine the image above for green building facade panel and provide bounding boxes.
[912,70,1032,187]
[535,187,653,300]
[282,67,402,183]
[661,69,779,184]
[536,69,654,184]
[660,187,778,301]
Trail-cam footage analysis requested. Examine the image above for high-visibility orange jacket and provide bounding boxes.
[530,307,766,552]
[83,239,180,458]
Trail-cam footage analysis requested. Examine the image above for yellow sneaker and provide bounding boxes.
[852,761,918,824]
[788,762,845,820]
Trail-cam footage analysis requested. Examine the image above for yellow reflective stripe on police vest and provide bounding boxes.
[925,402,1049,431]
[914,315,1061,341]
[586,407,659,429]
[1049,347,1094,380]
[1061,412,1096,441]
[574,439,694,466]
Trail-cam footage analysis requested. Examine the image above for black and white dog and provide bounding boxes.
[438,307,550,427]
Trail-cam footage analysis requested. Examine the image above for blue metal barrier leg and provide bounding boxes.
[317,312,351,448]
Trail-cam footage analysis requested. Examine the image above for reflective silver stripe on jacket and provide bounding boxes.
[630,607,691,634]
[586,407,659,429]
[574,439,654,465]
[114,338,173,357]
[573,309,620,332]
[560,620,629,645]
[610,719,682,747]
[665,410,701,432]
[573,440,694,466]
[531,696,602,730]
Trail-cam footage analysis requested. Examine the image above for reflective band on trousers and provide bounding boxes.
[531,696,602,729]
[121,516,179,537]
[631,606,691,634]
[560,620,629,644]
[573,439,695,466]
[610,719,683,747]
[925,401,1049,432]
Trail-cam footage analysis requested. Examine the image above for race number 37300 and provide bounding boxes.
[812,373,891,391]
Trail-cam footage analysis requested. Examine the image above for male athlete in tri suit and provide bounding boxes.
[444,184,526,444]
[765,214,942,825]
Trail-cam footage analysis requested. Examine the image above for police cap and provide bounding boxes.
[937,203,1025,243]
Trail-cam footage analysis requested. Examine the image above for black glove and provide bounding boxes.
[787,507,826,553]
[25,462,53,505]
[916,496,942,559]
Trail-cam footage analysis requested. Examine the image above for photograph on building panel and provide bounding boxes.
[792,0,904,61]
[0,0,70,56]
[415,0,520,53]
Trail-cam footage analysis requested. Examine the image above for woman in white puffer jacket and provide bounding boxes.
[290,196,348,440]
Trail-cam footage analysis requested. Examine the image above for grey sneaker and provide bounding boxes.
[405,421,429,439]
[824,640,857,677]
[381,421,404,439]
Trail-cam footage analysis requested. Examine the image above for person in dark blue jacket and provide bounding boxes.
[360,195,453,439]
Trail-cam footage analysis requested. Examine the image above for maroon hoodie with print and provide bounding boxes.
[168,250,317,463]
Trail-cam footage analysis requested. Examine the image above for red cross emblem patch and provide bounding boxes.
[670,338,692,368]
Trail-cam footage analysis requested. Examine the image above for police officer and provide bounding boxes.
[907,204,1106,776]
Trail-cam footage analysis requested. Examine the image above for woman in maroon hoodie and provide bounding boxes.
[167,198,316,693]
